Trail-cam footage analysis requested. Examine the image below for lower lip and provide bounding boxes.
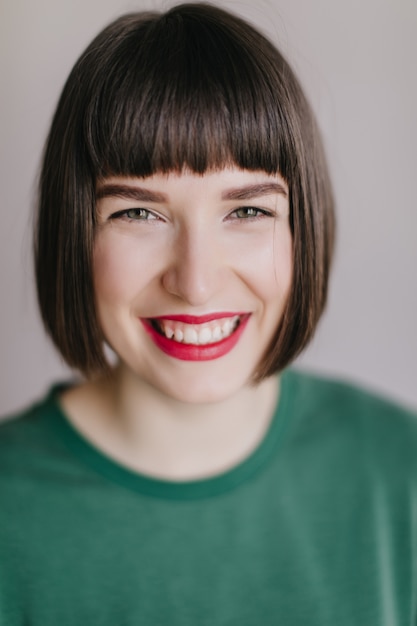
[141,315,250,361]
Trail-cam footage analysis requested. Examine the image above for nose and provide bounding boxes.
[161,224,223,306]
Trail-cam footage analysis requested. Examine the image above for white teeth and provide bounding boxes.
[183,327,198,344]
[222,319,233,336]
[165,326,175,339]
[157,315,241,345]
[174,328,184,342]
[199,327,212,345]
[212,326,222,341]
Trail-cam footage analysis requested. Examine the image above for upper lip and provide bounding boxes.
[149,312,248,325]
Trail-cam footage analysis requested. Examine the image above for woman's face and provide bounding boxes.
[93,167,292,403]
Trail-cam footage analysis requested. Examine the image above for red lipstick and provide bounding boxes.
[141,314,250,361]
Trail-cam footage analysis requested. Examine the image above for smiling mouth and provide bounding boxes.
[149,315,242,346]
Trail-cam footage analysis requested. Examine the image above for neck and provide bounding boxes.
[61,364,281,481]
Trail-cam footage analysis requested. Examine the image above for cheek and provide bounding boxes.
[93,235,155,303]
[93,241,127,303]
[272,233,293,296]
[237,227,293,302]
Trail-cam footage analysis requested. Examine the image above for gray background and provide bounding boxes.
[1,0,416,415]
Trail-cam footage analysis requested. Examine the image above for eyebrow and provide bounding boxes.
[221,183,288,200]
[96,184,167,203]
[96,181,288,202]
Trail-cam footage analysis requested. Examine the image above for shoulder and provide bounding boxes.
[0,385,71,471]
[285,367,417,428]
[0,386,56,434]
[0,393,48,445]
[283,368,417,483]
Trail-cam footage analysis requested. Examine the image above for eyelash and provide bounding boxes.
[109,208,159,222]
[228,206,273,220]
[109,206,274,223]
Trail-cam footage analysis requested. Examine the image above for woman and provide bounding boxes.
[0,4,415,623]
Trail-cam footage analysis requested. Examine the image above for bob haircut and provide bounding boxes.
[35,2,335,381]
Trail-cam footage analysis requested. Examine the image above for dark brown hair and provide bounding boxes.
[35,2,335,380]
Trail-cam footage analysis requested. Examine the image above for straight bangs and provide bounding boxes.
[81,9,298,182]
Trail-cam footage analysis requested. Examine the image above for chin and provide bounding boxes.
[145,366,255,406]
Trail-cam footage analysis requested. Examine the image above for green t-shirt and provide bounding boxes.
[0,370,416,624]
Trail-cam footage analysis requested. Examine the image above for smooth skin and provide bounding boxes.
[61,167,293,480]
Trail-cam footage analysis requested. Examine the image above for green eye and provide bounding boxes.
[126,208,152,220]
[236,207,257,218]
[233,207,269,219]
[108,207,161,223]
